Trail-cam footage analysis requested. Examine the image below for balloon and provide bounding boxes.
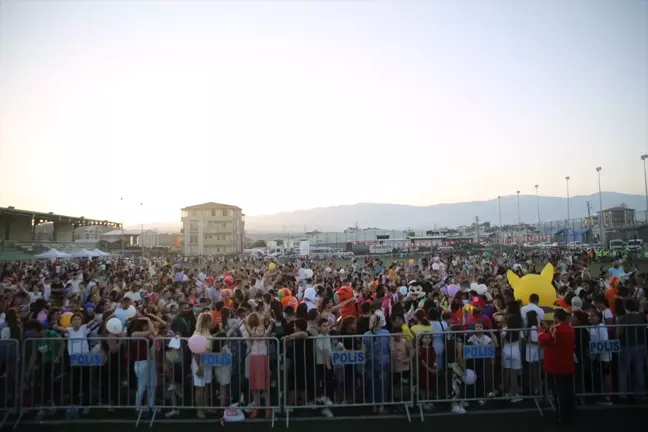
[305,269,313,279]
[399,286,408,296]
[432,263,440,271]
[463,369,477,385]
[447,284,460,298]
[106,317,123,335]
[281,296,298,310]
[409,259,414,265]
[188,335,209,354]
[269,263,276,271]
[125,305,137,319]
[60,312,73,328]
[278,288,292,299]
[507,263,557,320]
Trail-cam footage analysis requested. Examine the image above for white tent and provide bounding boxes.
[90,248,111,257]
[72,249,95,258]
[34,249,72,259]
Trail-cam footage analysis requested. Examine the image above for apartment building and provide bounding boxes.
[181,202,245,256]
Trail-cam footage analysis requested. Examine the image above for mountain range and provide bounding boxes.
[243,192,647,232]
[134,192,647,233]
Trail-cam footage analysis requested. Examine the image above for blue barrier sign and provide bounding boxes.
[199,353,232,366]
[463,345,495,359]
[333,351,365,365]
[589,340,620,355]
[70,353,102,366]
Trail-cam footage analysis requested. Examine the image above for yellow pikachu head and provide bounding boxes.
[507,263,557,320]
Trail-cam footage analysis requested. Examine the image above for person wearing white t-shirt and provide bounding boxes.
[66,275,81,294]
[64,312,95,414]
[123,286,142,303]
[520,294,545,326]
[303,287,319,311]
[298,264,307,281]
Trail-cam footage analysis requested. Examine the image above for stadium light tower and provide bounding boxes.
[534,185,540,228]
[516,191,521,249]
[565,176,571,244]
[642,155,648,226]
[498,195,503,254]
[596,167,604,246]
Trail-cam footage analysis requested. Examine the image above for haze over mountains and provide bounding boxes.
[135,192,647,233]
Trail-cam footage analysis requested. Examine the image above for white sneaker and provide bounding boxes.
[321,408,334,418]
[319,396,334,406]
[451,403,466,414]
[510,394,523,403]
[165,409,180,418]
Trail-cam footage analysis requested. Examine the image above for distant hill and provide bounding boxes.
[243,192,647,231]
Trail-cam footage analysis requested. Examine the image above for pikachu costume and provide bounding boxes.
[507,262,557,321]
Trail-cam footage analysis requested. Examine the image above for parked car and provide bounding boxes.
[609,239,626,251]
[627,239,644,252]
[567,241,582,251]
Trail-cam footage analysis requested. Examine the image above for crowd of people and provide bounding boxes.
[0,247,646,425]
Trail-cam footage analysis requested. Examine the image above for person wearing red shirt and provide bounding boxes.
[464,306,493,330]
[538,309,575,424]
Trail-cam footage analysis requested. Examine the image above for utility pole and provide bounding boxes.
[475,216,480,244]
[498,196,503,255]
[586,201,592,242]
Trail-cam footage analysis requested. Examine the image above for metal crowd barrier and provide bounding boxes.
[16,336,151,428]
[282,333,414,426]
[151,336,281,427]
[572,324,647,402]
[414,328,544,421]
[0,323,645,427]
[0,339,19,429]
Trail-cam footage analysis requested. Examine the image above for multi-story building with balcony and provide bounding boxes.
[181,202,245,256]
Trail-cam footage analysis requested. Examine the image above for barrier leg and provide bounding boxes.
[0,411,9,430]
[533,397,544,417]
[149,408,157,428]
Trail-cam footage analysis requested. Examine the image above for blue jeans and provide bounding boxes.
[134,360,157,409]
[618,345,646,396]
[366,364,391,404]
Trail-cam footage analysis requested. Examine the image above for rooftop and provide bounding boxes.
[0,206,121,228]
[602,205,635,212]
[102,229,156,236]
[181,202,241,211]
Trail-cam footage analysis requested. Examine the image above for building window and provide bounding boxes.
[190,235,198,245]
[221,223,226,228]
[189,222,198,232]
[211,209,216,216]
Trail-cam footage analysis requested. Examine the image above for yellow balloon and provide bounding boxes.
[409,259,414,265]
[60,312,73,328]
[269,263,276,271]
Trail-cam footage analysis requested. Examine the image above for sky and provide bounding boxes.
[0,0,647,225]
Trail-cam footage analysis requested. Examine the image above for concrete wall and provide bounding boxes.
[1,214,33,242]
[53,221,74,242]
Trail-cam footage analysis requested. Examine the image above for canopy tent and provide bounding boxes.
[72,249,96,258]
[34,249,72,259]
[90,248,111,257]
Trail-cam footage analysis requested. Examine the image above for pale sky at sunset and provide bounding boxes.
[1,0,647,225]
